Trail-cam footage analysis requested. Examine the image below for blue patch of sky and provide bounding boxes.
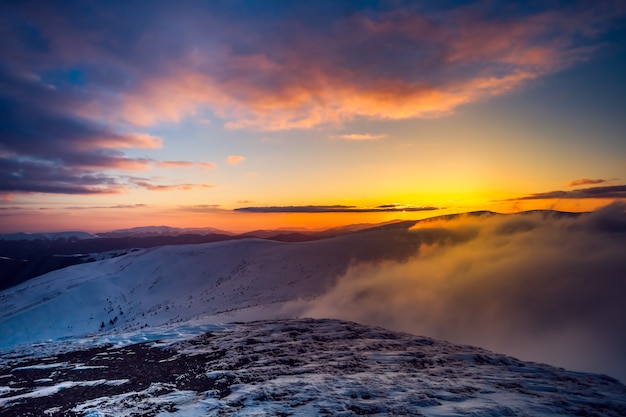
[39,67,88,89]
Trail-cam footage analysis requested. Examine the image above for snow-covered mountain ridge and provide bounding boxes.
[0,220,408,290]
[1,319,625,416]
[0,225,421,349]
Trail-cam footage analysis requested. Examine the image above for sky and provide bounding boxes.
[1,0,626,233]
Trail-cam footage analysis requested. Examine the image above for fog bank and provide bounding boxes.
[295,204,626,382]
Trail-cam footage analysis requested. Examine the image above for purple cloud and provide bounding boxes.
[567,178,608,187]
[509,184,626,201]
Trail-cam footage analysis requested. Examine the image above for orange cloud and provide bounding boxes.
[83,157,153,171]
[132,180,215,191]
[114,5,617,131]
[156,160,217,170]
[227,155,245,165]
[336,133,387,141]
[117,133,163,149]
[84,133,163,151]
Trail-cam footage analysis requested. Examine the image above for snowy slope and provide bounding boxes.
[0,225,420,349]
[1,319,625,416]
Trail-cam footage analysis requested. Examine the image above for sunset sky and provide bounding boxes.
[1,0,625,233]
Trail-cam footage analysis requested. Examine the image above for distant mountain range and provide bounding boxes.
[0,231,97,241]
[97,225,234,238]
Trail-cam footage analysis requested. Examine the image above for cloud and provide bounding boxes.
[335,133,387,141]
[98,133,162,149]
[235,204,439,213]
[287,203,626,382]
[567,178,608,187]
[114,2,624,130]
[131,180,215,192]
[0,157,127,195]
[65,204,147,210]
[155,160,216,170]
[509,184,626,200]
[175,204,225,213]
[0,67,160,194]
[4,2,620,131]
[227,155,246,165]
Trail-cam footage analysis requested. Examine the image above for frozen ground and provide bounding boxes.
[1,319,625,416]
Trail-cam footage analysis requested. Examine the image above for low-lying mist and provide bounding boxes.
[291,203,626,382]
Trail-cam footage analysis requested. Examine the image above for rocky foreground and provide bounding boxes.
[1,319,625,416]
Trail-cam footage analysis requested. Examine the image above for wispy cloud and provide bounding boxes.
[132,180,215,192]
[227,155,246,165]
[335,133,387,141]
[567,178,608,187]
[96,133,162,150]
[65,204,148,210]
[155,160,216,170]
[507,184,626,201]
[235,204,439,213]
[176,204,225,213]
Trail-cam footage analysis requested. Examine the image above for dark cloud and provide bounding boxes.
[290,203,626,382]
[0,68,158,195]
[509,184,626,201]
[235,205,439,213]
[0,66,205,195]
[0,157,124,194]
[567,178,608,187]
